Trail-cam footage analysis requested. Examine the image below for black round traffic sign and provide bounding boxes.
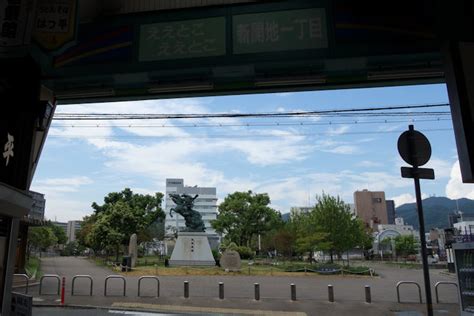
[397,129,431,167]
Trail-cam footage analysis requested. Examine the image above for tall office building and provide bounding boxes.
[353,189,388,228]
[386,200,396,224]
[165,179,218,236]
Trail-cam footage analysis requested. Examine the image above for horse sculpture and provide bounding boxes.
[169,193,206,232]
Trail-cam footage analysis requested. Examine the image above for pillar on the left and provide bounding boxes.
[0,1,54,314]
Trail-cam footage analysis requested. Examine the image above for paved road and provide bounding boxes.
[26,257,460,316]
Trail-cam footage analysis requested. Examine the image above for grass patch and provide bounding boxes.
[25,256,41,279]
[90,255,376,277]
[105,257,375,277]
[383,262,421,269]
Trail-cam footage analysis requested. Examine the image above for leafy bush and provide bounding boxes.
[60,241,85,256]
[219,241,238,252]
[236,246,254,259]
[212,249,221,261]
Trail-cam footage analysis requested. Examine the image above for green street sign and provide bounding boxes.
[233,8,328,54]
[139,17,226,61]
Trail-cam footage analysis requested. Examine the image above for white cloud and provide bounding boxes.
[357,160,383,168]
[31,176,94,222]
[324,145,360,155]
[315,139,361,155]
[424,157,453,179]
[33,176,93,193]
[446,160,474,199]
[254,169,414,212]
[390,193,416,207]
[377,123,404,132]
[327,125,350,136]
[390,192,429,208]
[53,100,313,166]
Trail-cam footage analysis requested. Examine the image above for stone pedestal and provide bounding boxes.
[169,232,215,266]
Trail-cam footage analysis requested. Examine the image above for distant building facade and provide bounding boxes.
[67,220,82,242]
[448,211,463,228]
[395,217,405,226]
[52,221,67,235]
[165,179,218,236]
[353,189,388,228]
[373,217,419,254]
[29,191,45,221]
[454,220,474,235]
[16,191,46,273]
[386,200,395,224]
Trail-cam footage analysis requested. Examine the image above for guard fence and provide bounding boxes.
[16,274,459,304]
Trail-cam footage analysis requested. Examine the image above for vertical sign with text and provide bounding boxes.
[0,0,36,48]
[33,0,77,51]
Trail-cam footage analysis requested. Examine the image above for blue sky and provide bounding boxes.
[31,83,474,222]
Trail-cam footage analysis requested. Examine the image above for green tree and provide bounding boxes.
[394,235,417,260]
[87,188,165,260]
[312,193,366,263]
[211,191,281,247]
[28,226,57,253]
[289,210,328,260]
[50,224,67,245]
[61,241,86,256]
[76,214,100,253]
[261,223,298,258]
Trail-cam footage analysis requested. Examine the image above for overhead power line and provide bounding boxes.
[53,103,450,120]
[48,128,453,140]
[52,117,451,129]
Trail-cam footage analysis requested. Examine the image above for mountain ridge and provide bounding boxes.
[395,196,474,230]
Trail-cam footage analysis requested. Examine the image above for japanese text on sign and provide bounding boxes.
[233,8,327,54]
[139,17,226,61]
[3,133,14,166]
[36,2,71,33]
[0,0,24,45]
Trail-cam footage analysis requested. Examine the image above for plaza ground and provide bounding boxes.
[23,257,460,315]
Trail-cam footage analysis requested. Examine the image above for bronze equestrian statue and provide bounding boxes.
[169,193,206,232]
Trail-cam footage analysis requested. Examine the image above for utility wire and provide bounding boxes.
[53,103,450,120]
[52,117,451,129]
[48,128,453,140]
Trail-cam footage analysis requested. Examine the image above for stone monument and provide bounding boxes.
[220,250,241,271]
[128,233,138,268]
[168,193,215,266]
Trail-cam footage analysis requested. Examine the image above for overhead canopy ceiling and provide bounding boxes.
[32,0,446,104]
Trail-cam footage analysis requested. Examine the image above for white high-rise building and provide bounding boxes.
[165,179,218,236]
[67,220,82,242]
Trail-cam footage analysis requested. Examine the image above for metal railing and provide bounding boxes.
[434,281,458,304]
[137,276,160,297]
[104,275,126,296]
[39,274,60,295]
[396,281,422,303]
[71,275,93,296]
[31,271,449,306]
[13,274,29,294]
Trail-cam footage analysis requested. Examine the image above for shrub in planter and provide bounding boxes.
[236,246,254,259]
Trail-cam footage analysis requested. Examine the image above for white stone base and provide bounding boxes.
[169,232,215,266]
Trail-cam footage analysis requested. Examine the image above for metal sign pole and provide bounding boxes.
[398,125,435,316]
[413,174,433,316]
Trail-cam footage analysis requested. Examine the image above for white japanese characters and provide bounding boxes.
[3,133,14,166]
